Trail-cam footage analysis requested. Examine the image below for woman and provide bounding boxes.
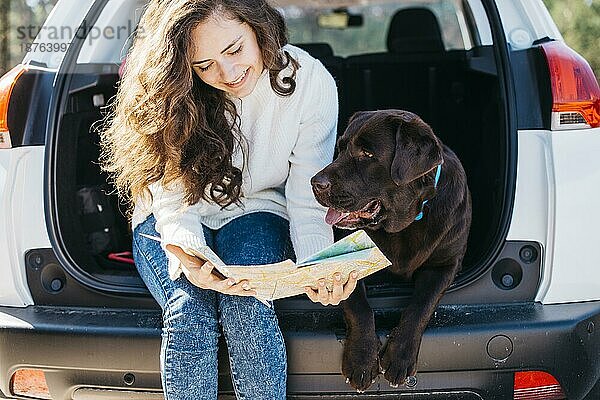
[100,0,357,398]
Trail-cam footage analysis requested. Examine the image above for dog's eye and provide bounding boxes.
[361,149,374,158]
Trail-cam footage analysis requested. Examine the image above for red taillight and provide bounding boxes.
[540,41,600,130]
[0,64,28,149]
[514,371,566,400]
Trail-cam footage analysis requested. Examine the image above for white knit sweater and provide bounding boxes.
[131,45,338,280]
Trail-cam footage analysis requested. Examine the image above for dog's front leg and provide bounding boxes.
[341,281,381,392]
[380,263,459,387]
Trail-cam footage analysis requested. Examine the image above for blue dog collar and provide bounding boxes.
[414,164,442,221]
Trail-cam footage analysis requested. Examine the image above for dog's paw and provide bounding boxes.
[342,333,381,392]
[379,335,419,387]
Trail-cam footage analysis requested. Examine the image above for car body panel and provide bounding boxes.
[544,128,600,303]
[507,126,600,305]
[76,0,144,65]
[0,147,47,307]
[0,301,598,399]
[22,0,95,69]
[507,131,553,301]
[494,0,562,50]
[507,128,600,304]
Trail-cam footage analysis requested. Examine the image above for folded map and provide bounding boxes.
[141,230,391,301]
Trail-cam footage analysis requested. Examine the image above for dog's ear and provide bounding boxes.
[390,114,443,186]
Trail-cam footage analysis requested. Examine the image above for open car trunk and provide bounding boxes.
[48,0,512,307]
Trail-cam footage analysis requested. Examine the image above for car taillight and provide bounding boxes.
[10,368,51,399]
[540,41,600,130]
[0,64,28,149]
[514,370,566,400]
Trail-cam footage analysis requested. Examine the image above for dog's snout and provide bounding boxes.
[311,174,332,195]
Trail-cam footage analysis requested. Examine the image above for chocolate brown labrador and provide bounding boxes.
[311,110,471,391]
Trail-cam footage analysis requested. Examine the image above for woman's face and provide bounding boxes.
[191,14,264,98]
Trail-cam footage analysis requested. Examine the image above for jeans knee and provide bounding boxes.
[219,295,280,338]
[163,288,219,334]
[219,295,275,319]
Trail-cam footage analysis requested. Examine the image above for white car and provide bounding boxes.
[0,0,598,399]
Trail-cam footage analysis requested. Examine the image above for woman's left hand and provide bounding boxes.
[304,271,358,306]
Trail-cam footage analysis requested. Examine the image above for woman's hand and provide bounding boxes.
[304,271,358,306]
[166,244,257,296]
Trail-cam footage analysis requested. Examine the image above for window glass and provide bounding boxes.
[277,0,468,56]
[71,0,498,67]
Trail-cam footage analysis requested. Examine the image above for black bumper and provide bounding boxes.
[0,301,598,400]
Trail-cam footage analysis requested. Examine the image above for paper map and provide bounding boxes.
[141,230,391,301]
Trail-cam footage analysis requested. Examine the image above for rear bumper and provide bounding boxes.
[0,301,598,400]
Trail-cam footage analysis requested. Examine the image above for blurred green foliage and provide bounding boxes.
[543,0,600,81]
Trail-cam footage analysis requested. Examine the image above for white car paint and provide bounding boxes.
[0,146,48,306]
[544,128,600,303]
[507,128,600,304]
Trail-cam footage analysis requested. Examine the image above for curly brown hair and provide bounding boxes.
[99,0,299,215]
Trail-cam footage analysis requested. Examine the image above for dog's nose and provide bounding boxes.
[311,175,332,195]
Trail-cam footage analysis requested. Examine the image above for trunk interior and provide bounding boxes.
[50,2,508,304]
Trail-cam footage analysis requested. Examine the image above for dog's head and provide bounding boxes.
[311,110,443,233]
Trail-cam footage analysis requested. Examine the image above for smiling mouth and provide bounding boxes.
[226,68,249,87]
[325,200,383,228]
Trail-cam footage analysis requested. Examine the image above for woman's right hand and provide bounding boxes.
[166,244,257,296]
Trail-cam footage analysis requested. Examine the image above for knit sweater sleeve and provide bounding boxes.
[148,180,207,280]
[285,61,338,261]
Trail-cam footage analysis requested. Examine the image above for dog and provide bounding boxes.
[311,109,471,391]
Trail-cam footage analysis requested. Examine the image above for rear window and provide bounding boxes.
[72,0,493,66]
[279,0,473,56]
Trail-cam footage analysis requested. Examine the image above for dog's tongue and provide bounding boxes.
[325,208,345,225]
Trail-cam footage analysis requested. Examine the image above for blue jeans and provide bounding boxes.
[132,212,295,400]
